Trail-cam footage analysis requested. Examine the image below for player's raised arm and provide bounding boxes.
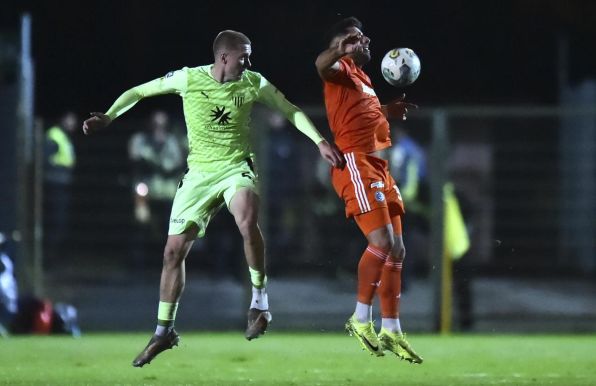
[257,77,345,168]
[315,32,363,81]
[82,69,188,135]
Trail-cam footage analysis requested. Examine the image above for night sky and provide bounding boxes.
[3,0,596,121]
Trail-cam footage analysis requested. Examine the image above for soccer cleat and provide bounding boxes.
[344,315,384,357]
[132,329,180,367]
[379,328,423,364]
[245,308,272,340]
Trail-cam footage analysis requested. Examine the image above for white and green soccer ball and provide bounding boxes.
[381,48,421,87]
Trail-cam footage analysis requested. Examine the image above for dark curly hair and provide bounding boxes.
[325,17,363,46]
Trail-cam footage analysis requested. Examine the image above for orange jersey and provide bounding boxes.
[323,57,391,153]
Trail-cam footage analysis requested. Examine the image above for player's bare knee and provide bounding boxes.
[163,245,184,268]
[368,235,394,252]
[236,217,259,241]
[390,245,405,263]
[366,226,395,252]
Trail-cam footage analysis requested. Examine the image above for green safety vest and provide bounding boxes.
[47,126,75,168]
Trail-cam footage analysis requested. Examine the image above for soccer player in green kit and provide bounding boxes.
[83,30,344,367]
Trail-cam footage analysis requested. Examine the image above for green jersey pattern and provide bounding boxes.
[105,64,324,172]
[183,65,262,171]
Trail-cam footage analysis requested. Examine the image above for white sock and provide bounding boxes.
[250,286,269,310]
[381,318,402,333]
[354,302,372,323]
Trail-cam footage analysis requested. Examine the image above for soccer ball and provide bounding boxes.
[381,48,421,87]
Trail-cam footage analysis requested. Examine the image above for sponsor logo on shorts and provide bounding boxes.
[370,181,385,189]
[170,218,185,224]
[375,191,385,202]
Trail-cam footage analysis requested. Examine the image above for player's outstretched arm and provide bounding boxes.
[256,76,345,168]
[317,140,345,169]
[381,93,419,121]
[82,69,188,136]
[81,86,146,136]
[289,109,344,168]
[315,32,363,81]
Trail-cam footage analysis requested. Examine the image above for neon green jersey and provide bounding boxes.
[105,65,324,171]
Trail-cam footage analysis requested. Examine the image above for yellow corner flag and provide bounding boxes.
[443,183,470,260]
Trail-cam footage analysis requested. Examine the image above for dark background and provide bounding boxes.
[3,0,596,121]
[1,1,595,335]
[2,1,595,273]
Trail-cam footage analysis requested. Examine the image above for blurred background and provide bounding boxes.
[1,0,594,335]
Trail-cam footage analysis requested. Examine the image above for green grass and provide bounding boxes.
[1,332,595,385]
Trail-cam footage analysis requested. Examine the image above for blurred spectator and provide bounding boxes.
[44,111,77,262]
[0,232,80,337]
[128,111,185,267]
[390,126,473,330]
[263,112,303,269]
[389,127,431,281]
[390,127,429,217]
[0,233,18,336]
[311,155,365,278]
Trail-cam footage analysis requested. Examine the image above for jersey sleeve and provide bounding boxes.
[105,68,188,120]
[324,59,354,86]
[256,75,325,144]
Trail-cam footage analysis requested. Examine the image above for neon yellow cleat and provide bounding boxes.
[379,328,423,364]
[344,315,384,357]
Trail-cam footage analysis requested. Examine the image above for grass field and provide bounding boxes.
[1,332,595,385]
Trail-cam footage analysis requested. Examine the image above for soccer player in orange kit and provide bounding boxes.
[316,16,423,363]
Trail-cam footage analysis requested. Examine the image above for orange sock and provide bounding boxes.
[378,259,403,318]
[357,245,389,305]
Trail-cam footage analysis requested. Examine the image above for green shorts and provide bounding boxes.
[168,158,258,237]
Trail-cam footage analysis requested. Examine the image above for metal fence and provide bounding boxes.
[8,105,596,333]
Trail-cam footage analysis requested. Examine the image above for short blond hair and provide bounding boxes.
[213,30,251,56]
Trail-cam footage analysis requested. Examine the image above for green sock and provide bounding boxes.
[249,267,267,289]
[157,301,179,328]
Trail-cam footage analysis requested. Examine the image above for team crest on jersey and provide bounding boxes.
[233,95,245,107]
[210,106,231,125]
[375,191,385,202]
[165,71,174,78]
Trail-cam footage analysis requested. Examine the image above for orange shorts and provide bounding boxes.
[355,209,403,236]
[331,152,405,235]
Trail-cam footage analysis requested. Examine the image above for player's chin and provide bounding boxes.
[353,51,371,65]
